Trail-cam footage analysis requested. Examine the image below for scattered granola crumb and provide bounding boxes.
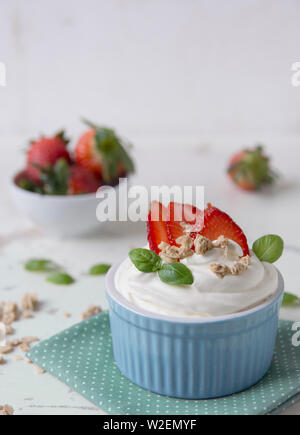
[3,302,18,316]
[25,357,32,364]
[21,293,38,313]
[22,310,33,319]
[6,339,21,348]
[21,336,39,345]
[63,312,71,318]
[18,343,31,353]
[14,355,23,362]
[0,404,14,415]
[81,305,102,321]
[1,302,18,325]
[210,263,231,279]
[0,356,5,364]
[34,365,45,375]
[194,235,214,255]
[2,314,15,325]
[5,325,14,335]
[0,345,13,355]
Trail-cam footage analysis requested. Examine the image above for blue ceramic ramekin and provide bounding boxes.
[106,260,284,399]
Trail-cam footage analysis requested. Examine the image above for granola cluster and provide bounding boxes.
[0,336,39,356]
[0,293,38,328]
[158,233,250,278]
[0,302,18,326]
[21,293,38,319]
[213,236,230,258]
[210,255,251,279]
[0,294,40,367]
[194,235,214,255]
[158,235,194,263]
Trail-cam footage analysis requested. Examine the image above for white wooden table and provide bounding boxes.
[1,136,300,415]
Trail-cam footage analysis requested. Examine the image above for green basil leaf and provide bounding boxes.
[25,259,58,272]
[282,292,300,306]
[129,248,162,273]
[46,273,75,285]
[252,235,284,263]
[158,263,194,286]
[89,264,111,275]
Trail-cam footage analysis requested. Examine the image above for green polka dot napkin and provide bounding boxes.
[27,313,300,415]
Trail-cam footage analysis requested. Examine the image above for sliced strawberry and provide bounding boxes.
[147,201,169,254]
[200,204,249,256]
[167,202,204,246]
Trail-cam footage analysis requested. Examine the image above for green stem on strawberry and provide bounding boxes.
[18,178,45,194]
[228,145,277,191]
[55,130,70,146]
[33,158,70,195]
[82,119,135,183]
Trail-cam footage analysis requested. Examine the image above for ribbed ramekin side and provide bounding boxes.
[106,290,283,399]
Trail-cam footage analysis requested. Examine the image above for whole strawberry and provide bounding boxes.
[68,165,101,195]
[26,131,71,183]
[228,146,276,191]
[75,120,134,184]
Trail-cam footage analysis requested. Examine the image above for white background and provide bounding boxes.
[1,0,300,415]
[1,0,300,141]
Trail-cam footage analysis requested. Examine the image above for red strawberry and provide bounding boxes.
[75,129,101,175]
[228,146,275,191]
[166,203,249,256]
[26,131,71,183]
[147,201,169,254]
[75,121,134,183]
[200,204,249,256]
[32,159,100,195]
[68,165,101,195]
[167,202,204,245]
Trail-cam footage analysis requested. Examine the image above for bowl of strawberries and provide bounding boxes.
[11,121,134,237]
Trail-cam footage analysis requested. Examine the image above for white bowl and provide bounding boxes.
[10,172,127,238]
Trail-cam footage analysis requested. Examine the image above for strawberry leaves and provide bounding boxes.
[55,130,70,146]
[36,158,70,195]
[18,177,44,194]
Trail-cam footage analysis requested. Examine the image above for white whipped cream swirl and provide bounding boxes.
[115,243,278,318]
